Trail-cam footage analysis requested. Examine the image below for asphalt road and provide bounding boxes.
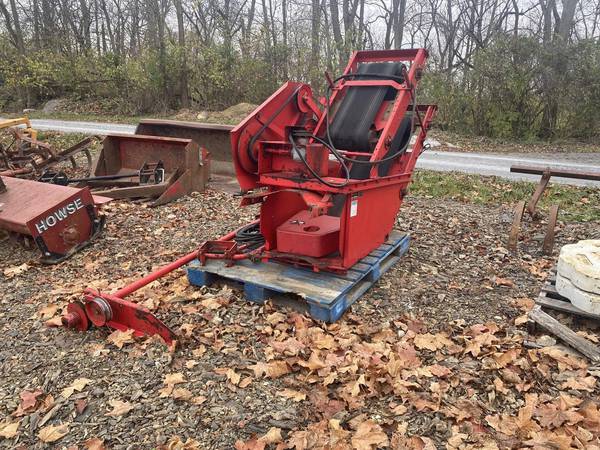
[19,117,600,187]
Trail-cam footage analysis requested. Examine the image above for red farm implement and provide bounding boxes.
[0,176,107,263]
[61,49,436,342]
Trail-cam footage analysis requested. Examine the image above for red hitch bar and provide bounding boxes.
[62,222,257,344]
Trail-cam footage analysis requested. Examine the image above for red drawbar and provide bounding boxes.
[277,211,340,258]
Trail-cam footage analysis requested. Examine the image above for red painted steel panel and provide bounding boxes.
[0,176,92,234]
[277,211,340,257]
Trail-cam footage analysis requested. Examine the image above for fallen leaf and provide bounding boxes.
[105,399,134,417]
[106,329,135,349]
[3,263,29,278]
[0,421,19,439]
[163,436,202,449]
[485,414,516,436]
[464,332,496,357]
[239,377,252,388]
[61,378,93,399]
[84,437,106,450]
[75,399,88,414]
[249,360,290,378]
[351,420,389,450]
[164,373,186,386]
[38,303,59,320]
[265,312,287,325]
[38,423,69,443]
[495,277,514,288]
[259,427,283,444]
[540,347,587,370]
[413,333,452,351]
[201,298,223,309]
[276,389,306,402]
[14,389,43,416]
[234,438,265,450]
[535,402,582,428]
[44,316,64,327]
[494,348,520,368]
[562,376,596,392]
[191,396,207,405]
[428,364,451,378]
[226,368,241,386]
[172,388,192,401]
[269,337,306,356]
[185,359,199,369]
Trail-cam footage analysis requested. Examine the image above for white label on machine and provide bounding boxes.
[35,198,84,234]
[350,198,358,217]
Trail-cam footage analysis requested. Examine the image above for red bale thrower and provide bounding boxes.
[61,49,436,343]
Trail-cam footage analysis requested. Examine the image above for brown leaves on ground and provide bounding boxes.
[0,421,19,439]
[350,420,389,450]
[494,276,515,287]
[276,389,306,402]
[105,399,134,417]
[248,360,291,378]
[37,303,59,320]
[160,436,202,450]
[61,377,92,399]
[3,263,29,278]
[83,437,106,450]
[159,372,187,397]
[234,427,283,450]
[236,310,600,449]
[413,332,453,351]
[13,389,44,416]
[106,328,136,349]
[38,423,69,443]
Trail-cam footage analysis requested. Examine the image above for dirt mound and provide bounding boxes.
[170,103,258,125]
[206,103,257,125]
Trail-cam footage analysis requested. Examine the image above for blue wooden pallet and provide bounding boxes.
[186,231,410,322]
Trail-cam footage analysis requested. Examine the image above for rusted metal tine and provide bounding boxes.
[542,204,559,256]
[527,170,551,217]
[508,200,525,252]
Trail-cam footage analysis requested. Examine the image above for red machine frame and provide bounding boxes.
[231,49,436,271]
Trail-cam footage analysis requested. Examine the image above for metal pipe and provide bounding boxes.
[202,245,265,261]
[114,220,258,298]
[510,165,600,181]
[0,167,33,177]
[70,172,139,183]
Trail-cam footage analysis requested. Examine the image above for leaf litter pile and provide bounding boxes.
[1,186,600,449]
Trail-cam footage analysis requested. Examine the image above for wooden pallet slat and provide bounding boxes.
[530,274,600,362]
[187,231,410,322]
[529,306,600,363]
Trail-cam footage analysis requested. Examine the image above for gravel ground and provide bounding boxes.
[1,185,599,449]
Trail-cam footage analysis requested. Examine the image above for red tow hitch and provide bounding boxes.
[61,223,257,343]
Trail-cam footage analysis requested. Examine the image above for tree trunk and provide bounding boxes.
[8,0,25,52]
[282,0,288,79]
[329,0,344,67]
[392,0,406,49]
[311,0,321,86]
[174,0,189,107]
[557,0,577,41]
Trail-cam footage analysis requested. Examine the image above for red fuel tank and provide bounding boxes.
[276,211,340,258]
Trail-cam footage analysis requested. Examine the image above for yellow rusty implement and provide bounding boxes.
[0,116,38,140]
